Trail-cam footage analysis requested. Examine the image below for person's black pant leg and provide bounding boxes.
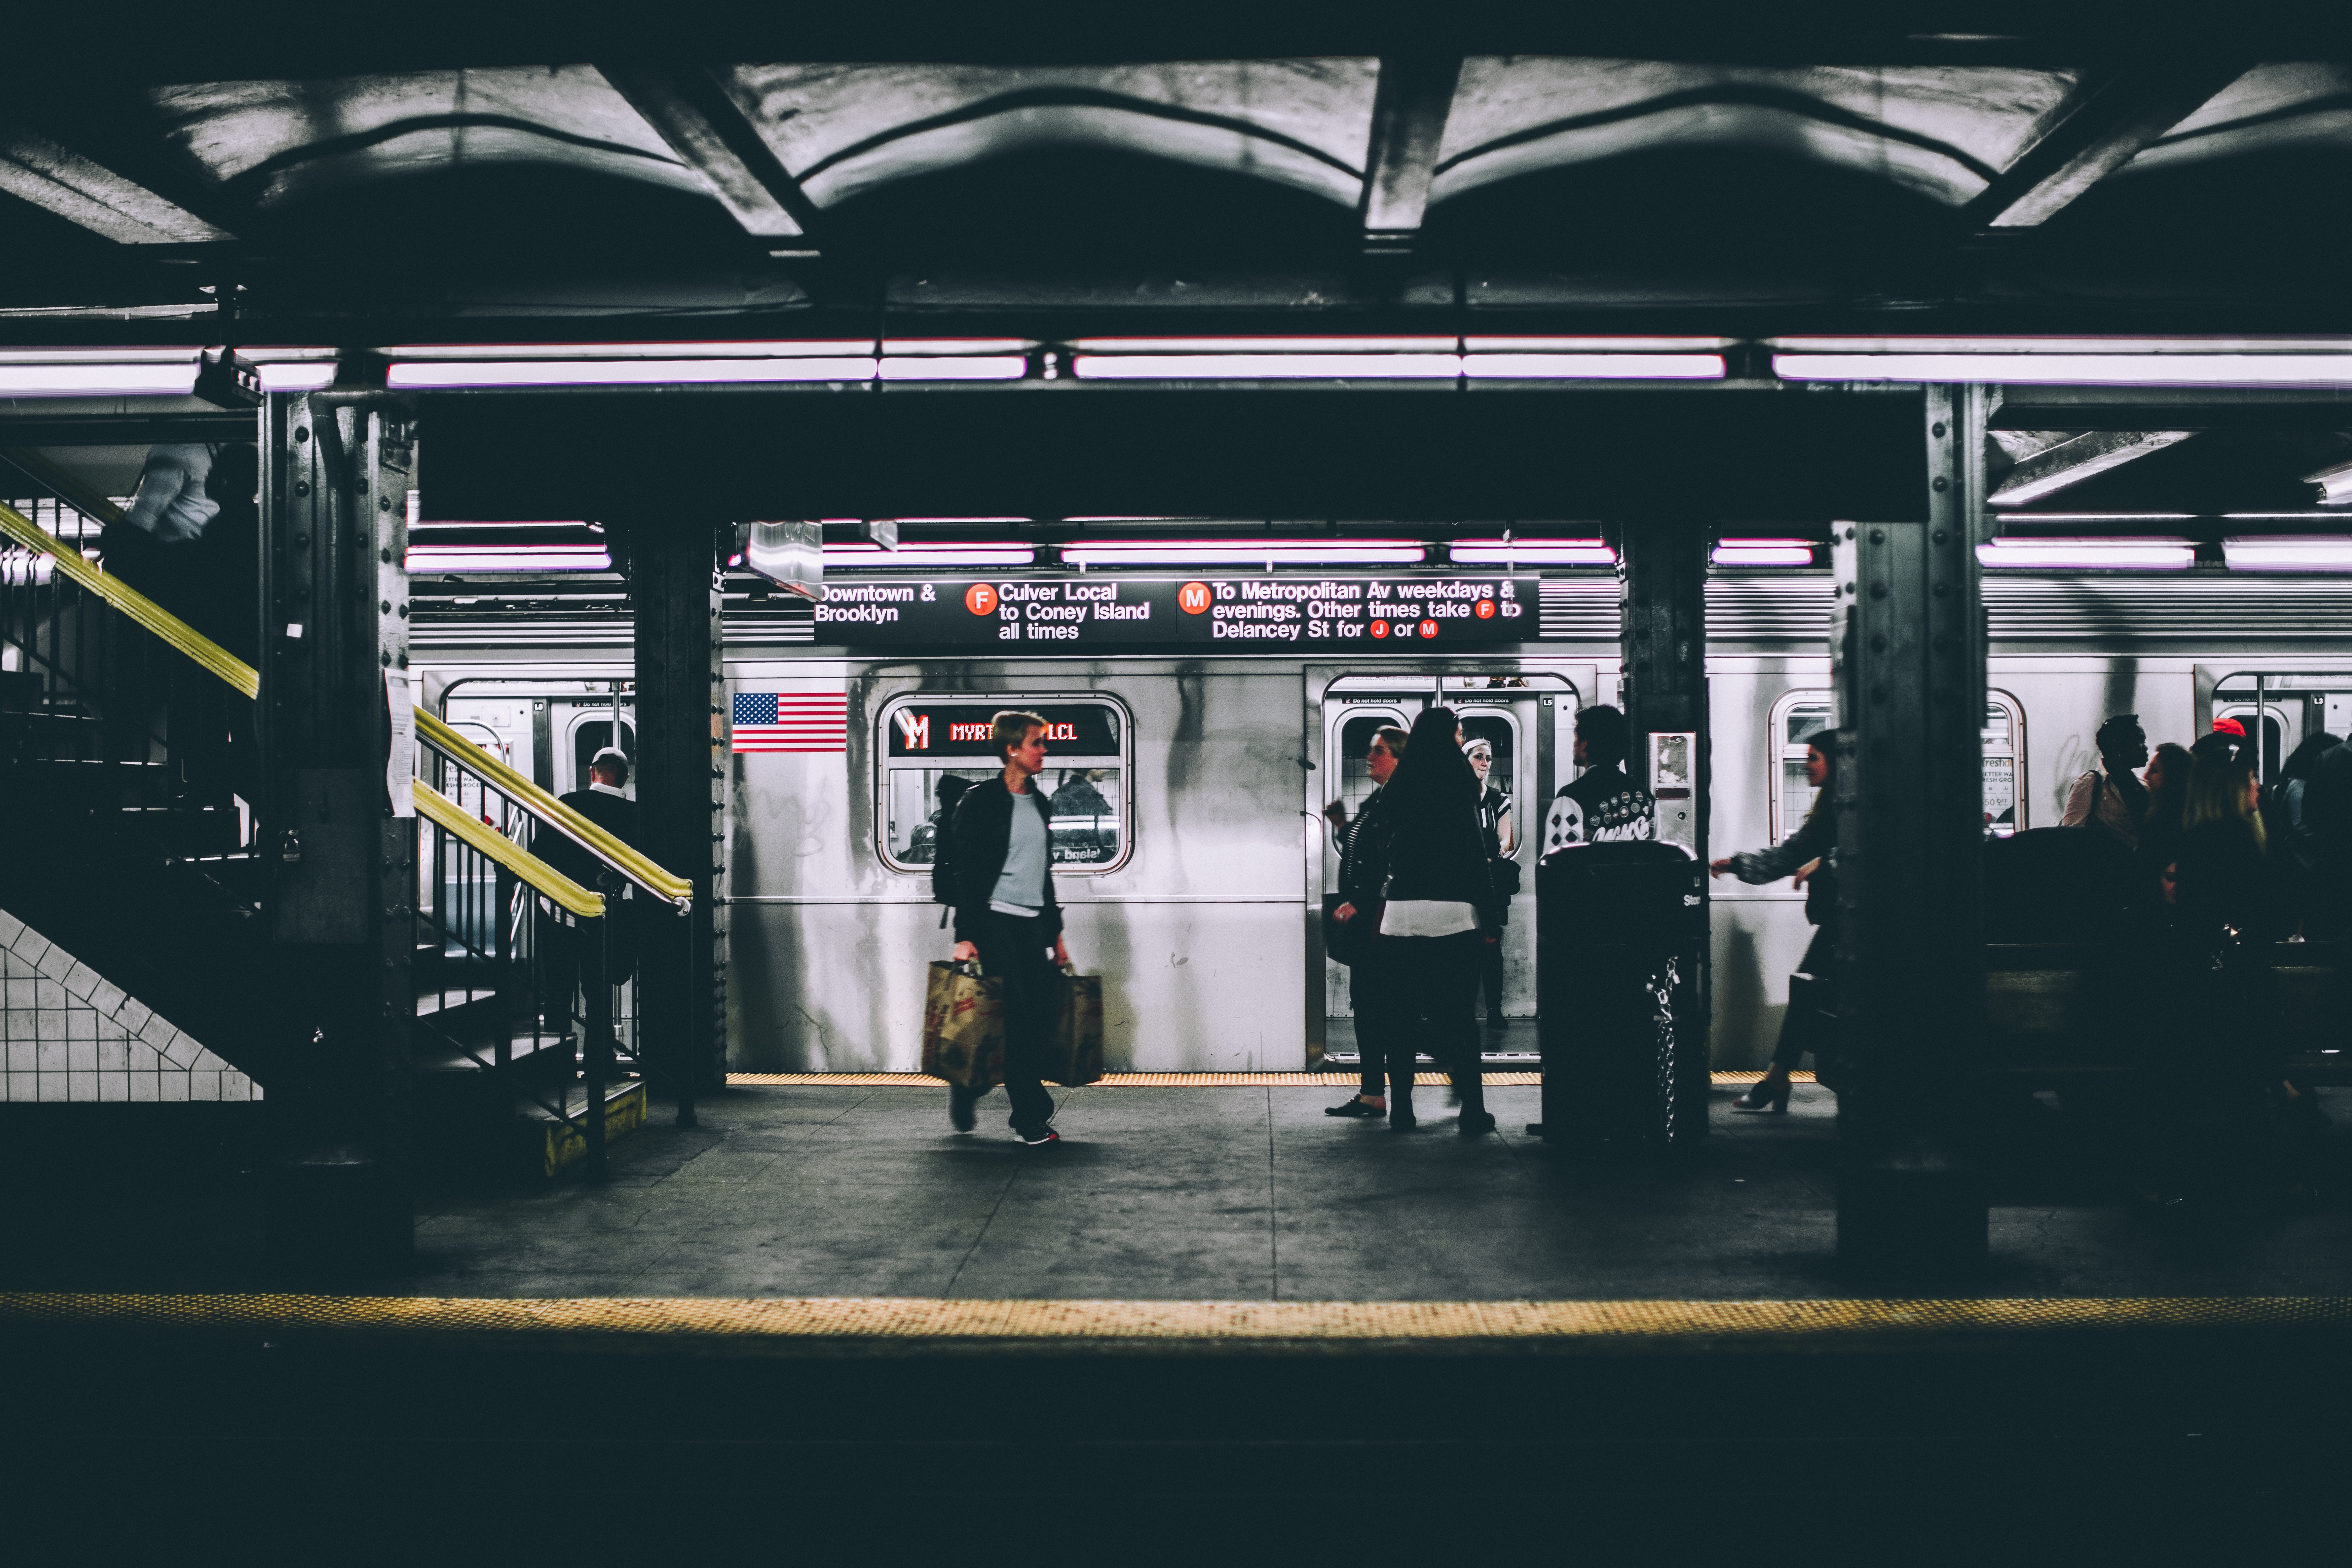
[977,912,1059,1133]
[1349,960,1390,1097]
[1426,931,1488,1115]
[1478,932,1505,1026]
[1771,927,1837,1072]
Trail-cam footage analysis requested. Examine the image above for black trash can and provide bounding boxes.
[1534,841,1708,1151]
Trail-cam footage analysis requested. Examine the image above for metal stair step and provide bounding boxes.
[518,1078,649,1177]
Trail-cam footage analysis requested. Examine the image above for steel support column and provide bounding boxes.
[1615,518,1711,1143]
[258,392,414,1260]
[631,523,726,1115]
[1831,385,1990,1268]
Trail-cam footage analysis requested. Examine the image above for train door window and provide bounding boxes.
[876,696,1132,873]
[1453,709,1521,850]
[1333,710,1412,827]
[571,718,637,797]
[1768,694,1836,845]
[1983,692,2025,837]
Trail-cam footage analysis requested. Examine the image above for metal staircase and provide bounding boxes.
[0,484,690,1179]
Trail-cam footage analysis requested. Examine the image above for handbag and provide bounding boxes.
[921,959,1003,1088]
[1322,894,1381,965]
[1046,966,1106,1086]
[1489,855,1523,899]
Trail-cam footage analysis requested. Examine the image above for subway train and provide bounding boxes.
[410,568,2352,1073]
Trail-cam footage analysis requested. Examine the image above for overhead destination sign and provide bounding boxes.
[886,702,1122,760]
[811,575,1539,646]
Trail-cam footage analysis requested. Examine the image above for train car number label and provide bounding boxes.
[813,575,1537,647]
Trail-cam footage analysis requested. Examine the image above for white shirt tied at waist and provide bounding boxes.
[1379,899,1481,938]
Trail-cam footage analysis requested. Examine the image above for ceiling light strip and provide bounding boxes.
[1778,354,2352,387]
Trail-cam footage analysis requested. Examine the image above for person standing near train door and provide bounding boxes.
[940,710,1071,1146]
[1542,705,1656,852]
[1324,724,1410,1120]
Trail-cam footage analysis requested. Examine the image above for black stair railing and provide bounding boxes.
[0,486,694,1178]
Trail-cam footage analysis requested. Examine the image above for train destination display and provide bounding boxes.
[809,575,1540,646]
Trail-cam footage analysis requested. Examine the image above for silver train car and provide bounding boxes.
[412,571,2352,1072]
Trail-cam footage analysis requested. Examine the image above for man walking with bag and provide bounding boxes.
[936,710,1072,1146]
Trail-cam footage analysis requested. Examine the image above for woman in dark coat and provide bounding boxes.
[1356,706,1498,1134]
[1709,728,1841,1111]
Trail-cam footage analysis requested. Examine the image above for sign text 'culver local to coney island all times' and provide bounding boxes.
[808,575,1538,646]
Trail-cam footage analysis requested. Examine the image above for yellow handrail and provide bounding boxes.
[414,707,693,908]
[0,486,694,911]
[0,499,259,699]
[412,778,605,919]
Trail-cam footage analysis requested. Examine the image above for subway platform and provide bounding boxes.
[9,1076,2352,1299]
[6,1077,2350,1555]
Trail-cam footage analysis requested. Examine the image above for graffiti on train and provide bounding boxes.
[810,575,1538,646]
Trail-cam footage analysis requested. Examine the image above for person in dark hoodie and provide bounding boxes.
[1356,705,1498,1135]
[936,709,1070,1146]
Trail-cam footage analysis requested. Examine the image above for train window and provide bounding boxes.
[1769,696,1836,845]
[875,695,1132,874]
[1767,692,2027,839]
[1334,711,1410,826]
[1983,692,2025,837]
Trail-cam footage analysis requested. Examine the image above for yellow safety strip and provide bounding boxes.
[724,1072,1816,1088]
[415,707,692,908]
[0,499,259,699]
[412,778,604,918]
[1,1294,2343,1348]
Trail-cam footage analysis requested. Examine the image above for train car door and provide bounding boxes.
[1315,671,1580,1067]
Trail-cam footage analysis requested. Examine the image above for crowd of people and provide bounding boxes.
[1712,710,2332,1202]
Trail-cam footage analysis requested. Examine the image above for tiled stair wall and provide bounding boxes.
[0,909,261,1103]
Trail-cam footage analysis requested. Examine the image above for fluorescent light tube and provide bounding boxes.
[1712,542,1816,566]
[1771,336,2352,354]
[1778,354,2352,387]
[824,542,1035,567]
[1464,353,1724,380]
[2222,537,2352,571]
[257,362,338,392]
[881,339,1036,355]
[875,356,1028,381]
[1059,540,1426,566]
[1070,336,1458,353]
[389,357,878,389]
[1464,336,1734,351]
[1073,354,1461,381]
[1976,538,2194,569]
[406,546,613,572]
[384,341,872,360]
[0,362,200,396]
[1449,540,1615,565]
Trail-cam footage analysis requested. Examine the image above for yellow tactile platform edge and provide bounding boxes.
[725,1071,1817,1087]
[0,1294,2340,1345]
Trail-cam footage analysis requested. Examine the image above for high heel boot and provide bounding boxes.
[1731,1075,1792,1113]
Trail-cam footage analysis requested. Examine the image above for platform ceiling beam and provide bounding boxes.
[1358,53,1462,254]
[598,62,820,254]
[1986,428,2195,506]
[0,127,233,244]
[1962,60,2254,231]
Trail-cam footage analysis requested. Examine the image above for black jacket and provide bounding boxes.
[1360,778,1496,919]
[541,786,639,892]
[1335,787,1393,910]
[935,775,1064,944]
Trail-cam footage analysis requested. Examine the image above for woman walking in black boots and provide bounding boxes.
[1358,706,1499,1134]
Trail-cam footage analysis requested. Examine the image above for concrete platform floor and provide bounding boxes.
[12,1079,2348,1298]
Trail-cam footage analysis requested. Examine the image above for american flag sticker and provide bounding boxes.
[732,690,849,753]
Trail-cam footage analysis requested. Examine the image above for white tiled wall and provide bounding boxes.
[0,908,261,1103]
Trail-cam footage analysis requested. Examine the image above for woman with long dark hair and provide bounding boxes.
[1357,706,1499,1134]
[1708,728,1841,1112]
